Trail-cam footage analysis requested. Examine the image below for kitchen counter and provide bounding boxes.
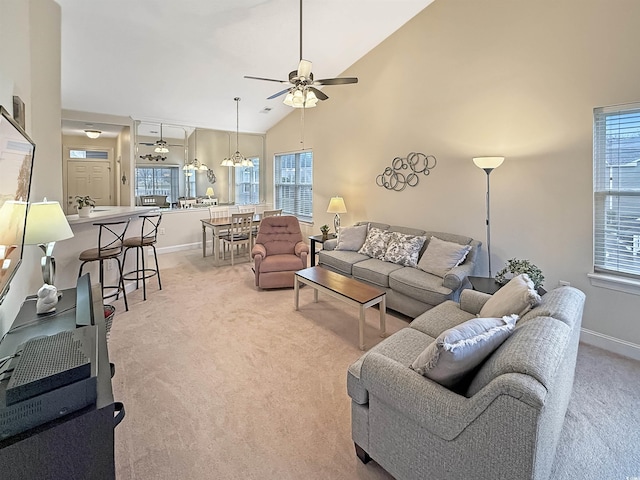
[66,206,158,226]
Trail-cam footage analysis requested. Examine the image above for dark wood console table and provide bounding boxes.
[0,284,121,479]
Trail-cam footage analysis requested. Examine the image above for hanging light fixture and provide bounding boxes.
[154,124,169,153]
[221,97,253,168]
[283,86,318,108]
[84,129,101,139]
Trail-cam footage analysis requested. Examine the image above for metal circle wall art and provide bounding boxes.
[376,152,437,191]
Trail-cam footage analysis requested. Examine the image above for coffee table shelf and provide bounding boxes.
[294,266,386,350]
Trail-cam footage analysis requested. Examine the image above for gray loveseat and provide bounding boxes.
[348,285,585,480]
[318,222,481,318]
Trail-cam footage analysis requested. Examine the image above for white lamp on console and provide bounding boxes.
[326,196,347,234]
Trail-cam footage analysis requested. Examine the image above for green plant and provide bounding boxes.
[495,258,545,289]
[75,195,95,208]
[320,224,330,235]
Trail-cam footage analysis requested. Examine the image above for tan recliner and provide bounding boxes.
[251,215,309,289]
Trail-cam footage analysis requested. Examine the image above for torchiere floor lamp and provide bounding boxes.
[473,156,504,277]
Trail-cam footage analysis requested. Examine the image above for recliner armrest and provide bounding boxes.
[251,244,266,259]
[294,241,309,256]
[360,352,546,441]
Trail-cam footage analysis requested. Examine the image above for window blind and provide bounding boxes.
[593,103,640,277]
[274,150,313,222]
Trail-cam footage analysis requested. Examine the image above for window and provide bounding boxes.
[593,103,640,278]
[135,166,180,205]
[69,149,109,159]
[274,151,312,222]
[235,157,260,205]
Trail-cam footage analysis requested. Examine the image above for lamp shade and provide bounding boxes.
[472,156,504,169]
[24,200,74,245]
[205,187,214,197]
[0,200,28,246]
[326,196,347,214]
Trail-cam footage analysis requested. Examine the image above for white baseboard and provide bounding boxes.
[156,242,202,255]
[580,328,640,361]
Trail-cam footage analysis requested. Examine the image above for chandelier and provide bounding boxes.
[221,97,254,168]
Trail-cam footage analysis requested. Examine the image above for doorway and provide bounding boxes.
[64,147,113,214]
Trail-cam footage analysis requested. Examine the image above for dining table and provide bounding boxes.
[200,214,261,266]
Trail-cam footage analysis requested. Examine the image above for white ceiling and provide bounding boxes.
[56,0,433,134]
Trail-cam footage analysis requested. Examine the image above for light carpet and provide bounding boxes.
[107,250,640,480]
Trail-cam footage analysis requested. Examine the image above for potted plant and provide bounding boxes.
[75,195,95,217]
[495,258,545,290]
[320,224,330,240]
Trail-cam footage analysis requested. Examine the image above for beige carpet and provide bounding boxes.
[108,249,640,480]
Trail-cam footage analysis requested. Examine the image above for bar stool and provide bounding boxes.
[78,219,130,311]
[122,214,162,301]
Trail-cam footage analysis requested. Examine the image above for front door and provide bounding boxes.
[67,160,111,213]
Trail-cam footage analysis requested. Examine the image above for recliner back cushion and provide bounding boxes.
[255,215,303,256]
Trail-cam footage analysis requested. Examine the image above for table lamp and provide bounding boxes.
[327,196,347,233]
[206,187,215,199]
[24,198,74,287]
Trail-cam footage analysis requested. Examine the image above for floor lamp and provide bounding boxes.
[472,157,504,277]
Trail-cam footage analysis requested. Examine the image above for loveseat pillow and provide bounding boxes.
[417,236,472,277]
[410,314,518,387]
[335,224,368,251]
[479,273,541,318]
[383,232,427,267]
[358,227,393,260]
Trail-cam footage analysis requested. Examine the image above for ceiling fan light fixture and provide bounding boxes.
[154,144,169,153]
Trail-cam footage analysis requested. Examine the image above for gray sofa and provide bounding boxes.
[318,222,481,318]
[348,285,585,480]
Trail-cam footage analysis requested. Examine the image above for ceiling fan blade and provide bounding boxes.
[244,75,289,84]
[267,88,292,100]
[309,87,328,101]
[297,59,312,79]
[315,77,359,86]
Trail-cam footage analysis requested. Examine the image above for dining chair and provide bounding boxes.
[209,206,230,220]
[221,212,254,265]
[262,209,282,217]
[238,205,258,243]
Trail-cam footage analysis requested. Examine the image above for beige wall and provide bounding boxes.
[266,0,640,356]
[0,0,61,333]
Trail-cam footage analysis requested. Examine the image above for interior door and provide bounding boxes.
[67,160,111,213]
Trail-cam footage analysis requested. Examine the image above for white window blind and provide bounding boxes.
[274,150,313,222]
[594,103,640,277]
[235,157,260,205]
[135,165,180,204]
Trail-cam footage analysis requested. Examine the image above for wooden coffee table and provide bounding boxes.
[294,266,387,350]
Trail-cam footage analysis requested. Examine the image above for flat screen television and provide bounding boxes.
[0,105,35,304]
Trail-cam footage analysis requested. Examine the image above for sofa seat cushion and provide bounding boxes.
[352,258,403,288]
[259,254,304,273]
[347,327,434,405]
[318,250,369,276]
[410,300,477,337]
[388,267,453,305]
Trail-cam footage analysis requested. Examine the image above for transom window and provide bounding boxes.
[274,150,312,222]
[593,103,640,278]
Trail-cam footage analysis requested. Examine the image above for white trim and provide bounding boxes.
[156,242,201,255]
[587,272,640,296]
[580,327,640,361]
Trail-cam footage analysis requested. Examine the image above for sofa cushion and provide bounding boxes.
[259,254,305,273]
[358,227,393,260]
[410,315,518,388]
[347,327,434,405]
[384,232,427,268]
[335,224,368,251]
[317,250,369,276]
[418,236,472,277]
[479,273,541,318]
[466,316,571,397]
[389,267,453,306]
[518,286,586,329]
[353,258,403,288]
[410,300,477,337]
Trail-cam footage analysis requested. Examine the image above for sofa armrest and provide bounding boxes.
[443,261,475,291]
[295,241,310,256]
[322,238,338,251]
[459,289,492,315]
[360,352,546,441]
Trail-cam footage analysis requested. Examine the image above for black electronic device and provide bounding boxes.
[75,272,95,327]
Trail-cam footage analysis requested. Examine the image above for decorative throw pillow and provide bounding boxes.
[358,227,393,260]
[383,232,427,267]
[417,236,472,277]
[335,224,369,251]
[411,314,518,387]
[479,273,542,318]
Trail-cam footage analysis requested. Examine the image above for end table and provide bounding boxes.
[308,234,337,267]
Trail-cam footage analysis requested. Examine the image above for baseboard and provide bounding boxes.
[155,242,201,255]
[580,328,640,361]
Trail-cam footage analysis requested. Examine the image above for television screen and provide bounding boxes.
[0,105,35,304]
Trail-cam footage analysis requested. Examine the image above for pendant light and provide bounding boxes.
[221,97,253,168]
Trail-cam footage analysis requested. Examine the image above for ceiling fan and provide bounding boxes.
[138,124,183,152]
[244,0,358,108]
